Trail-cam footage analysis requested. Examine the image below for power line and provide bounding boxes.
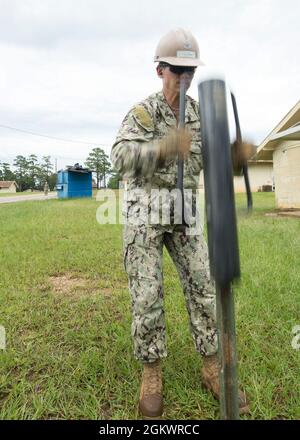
[0,123,112,146]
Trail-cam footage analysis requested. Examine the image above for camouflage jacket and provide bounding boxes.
[111,90,202,191]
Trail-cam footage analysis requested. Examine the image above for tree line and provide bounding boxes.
[0,155,56,192]
[85,147,120,189]
[0,148,121,192]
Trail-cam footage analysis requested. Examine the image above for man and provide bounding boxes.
[44,181,49,196]
[111,28,249,418]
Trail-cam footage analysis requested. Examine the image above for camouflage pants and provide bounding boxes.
[124,224,218,363]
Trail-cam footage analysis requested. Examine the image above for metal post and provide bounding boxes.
[198,79,241,420]
[216,283,239,419]
[177,77,186,225]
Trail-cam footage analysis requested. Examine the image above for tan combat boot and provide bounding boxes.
[139,360,163,419]
[201,354,250,415]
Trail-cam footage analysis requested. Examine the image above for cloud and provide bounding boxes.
[0,0,299,169]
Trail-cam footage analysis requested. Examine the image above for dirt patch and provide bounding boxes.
[48,273,116,300]
[100,402,112,418]
[0,391,10,406]
[49,273,99,299]
[265,209,300,219]
[278,210,300,218]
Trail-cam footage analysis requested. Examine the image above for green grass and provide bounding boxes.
[0,192,299,420]
[0,191,46,197]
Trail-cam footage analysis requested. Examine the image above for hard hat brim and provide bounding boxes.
[155,56,205,67]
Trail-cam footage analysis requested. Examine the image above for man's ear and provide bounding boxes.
[156,66,164,78]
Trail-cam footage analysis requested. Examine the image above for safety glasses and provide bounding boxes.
[169,65,196,75]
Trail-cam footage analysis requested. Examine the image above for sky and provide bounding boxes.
[0,0,299,171]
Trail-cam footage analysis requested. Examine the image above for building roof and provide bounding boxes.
[256,100,300,160]
[0,180,18,188]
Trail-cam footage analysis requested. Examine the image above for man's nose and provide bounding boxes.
[179,72,192,86]
[179,71,193,81]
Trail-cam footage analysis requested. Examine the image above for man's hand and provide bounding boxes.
[158,128,192,163]
[231,140,256,174]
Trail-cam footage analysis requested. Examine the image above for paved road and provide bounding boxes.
[0,193,57,204]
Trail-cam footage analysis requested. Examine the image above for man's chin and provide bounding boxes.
[176,82,191,91]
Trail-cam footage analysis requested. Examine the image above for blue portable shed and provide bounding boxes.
[56,164,92,199]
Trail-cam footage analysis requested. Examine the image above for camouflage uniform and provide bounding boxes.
[111,91,218,363]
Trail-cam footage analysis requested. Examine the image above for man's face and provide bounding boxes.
[157,64,195,94]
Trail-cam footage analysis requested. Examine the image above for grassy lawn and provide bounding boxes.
[0,192,299,420]
[0,191,46,198]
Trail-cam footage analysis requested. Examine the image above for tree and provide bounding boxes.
[36,156,54,189]
[85,147,112,188]
[108,170,121,189]
[0,162,15,181]
[40,156,53,183]
[27,154,39,191]
[101,153,112,188]
[48,173,57,191]
[13,155,29,191]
